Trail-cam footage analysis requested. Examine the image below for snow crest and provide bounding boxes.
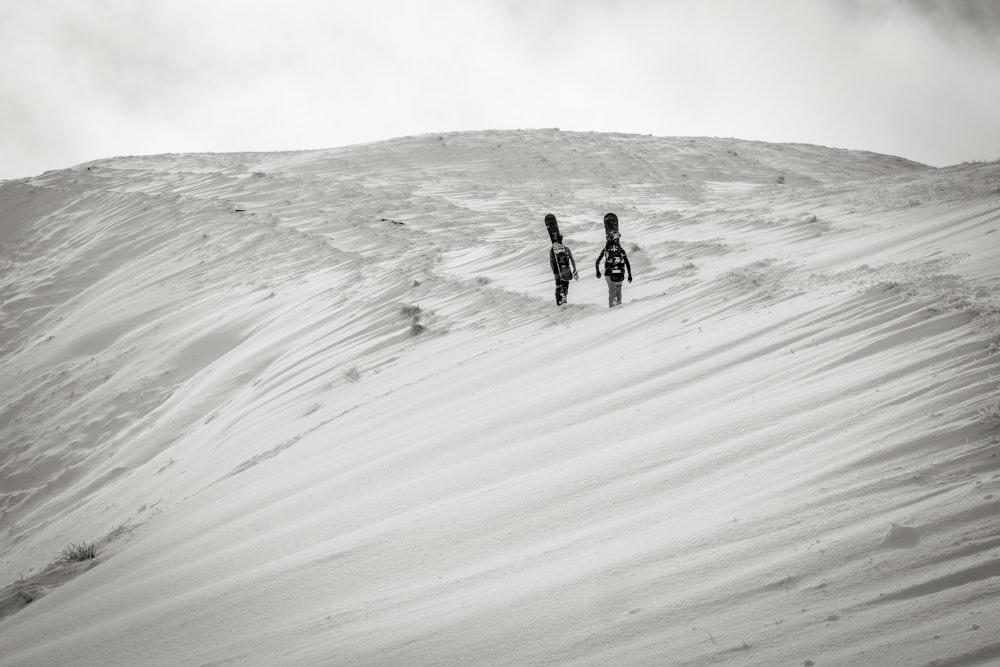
[1,131,999,666]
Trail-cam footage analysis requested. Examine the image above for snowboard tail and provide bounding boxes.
[545,217,560,243]
[603,212,620,241]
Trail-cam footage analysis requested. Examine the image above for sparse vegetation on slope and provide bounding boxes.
[60,542,98,562]
[0,131,997,666]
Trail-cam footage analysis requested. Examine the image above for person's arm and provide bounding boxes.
[623,249,633,282]
[567,247,579,279]
[594,248,605,278]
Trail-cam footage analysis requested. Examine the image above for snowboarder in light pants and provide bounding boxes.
[595,235,632,308]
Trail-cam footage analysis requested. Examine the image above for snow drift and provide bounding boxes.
[1,130,999,665]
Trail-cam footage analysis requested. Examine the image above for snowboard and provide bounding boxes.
[603,212,620,241]
[552,243,574,281]
[544,214,560,243]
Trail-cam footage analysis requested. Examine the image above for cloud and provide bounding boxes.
[1,0,999,178]
[838,0,1000,53]
[901,0,1000,47]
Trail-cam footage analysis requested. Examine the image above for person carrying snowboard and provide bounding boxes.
[546,214,579,305]
[595,213,632,308]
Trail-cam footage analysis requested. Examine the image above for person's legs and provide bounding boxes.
[555,279,568,305]
[605,276,623,307]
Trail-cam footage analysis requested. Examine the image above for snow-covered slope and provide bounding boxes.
[1,130,999,665]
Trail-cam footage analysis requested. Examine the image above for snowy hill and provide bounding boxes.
[1,129,999,665]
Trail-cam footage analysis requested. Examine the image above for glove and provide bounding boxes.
[573,271,579,280]
[596,271,601,279]
[628,275,633,283]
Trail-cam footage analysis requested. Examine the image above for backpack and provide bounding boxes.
[552,243,574,281]
[605,244,626,283]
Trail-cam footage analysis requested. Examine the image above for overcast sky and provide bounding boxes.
[1,0,998,180]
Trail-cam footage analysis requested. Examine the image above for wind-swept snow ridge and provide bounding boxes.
[1,130,999,665]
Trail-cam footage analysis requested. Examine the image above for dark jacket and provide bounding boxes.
[549,243,578,279]
[595,242,632,278]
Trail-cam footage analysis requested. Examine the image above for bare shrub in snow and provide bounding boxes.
[400,305,421,319]
[344,366,361,383]
[61,541,98,562]
[978,404,1000,428]
[400,304,427,335]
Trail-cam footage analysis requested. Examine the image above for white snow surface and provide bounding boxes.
[1,130,999,666]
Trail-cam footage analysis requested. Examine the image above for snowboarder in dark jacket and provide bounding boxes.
[549,232,579,305]
[595,235,632,308]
